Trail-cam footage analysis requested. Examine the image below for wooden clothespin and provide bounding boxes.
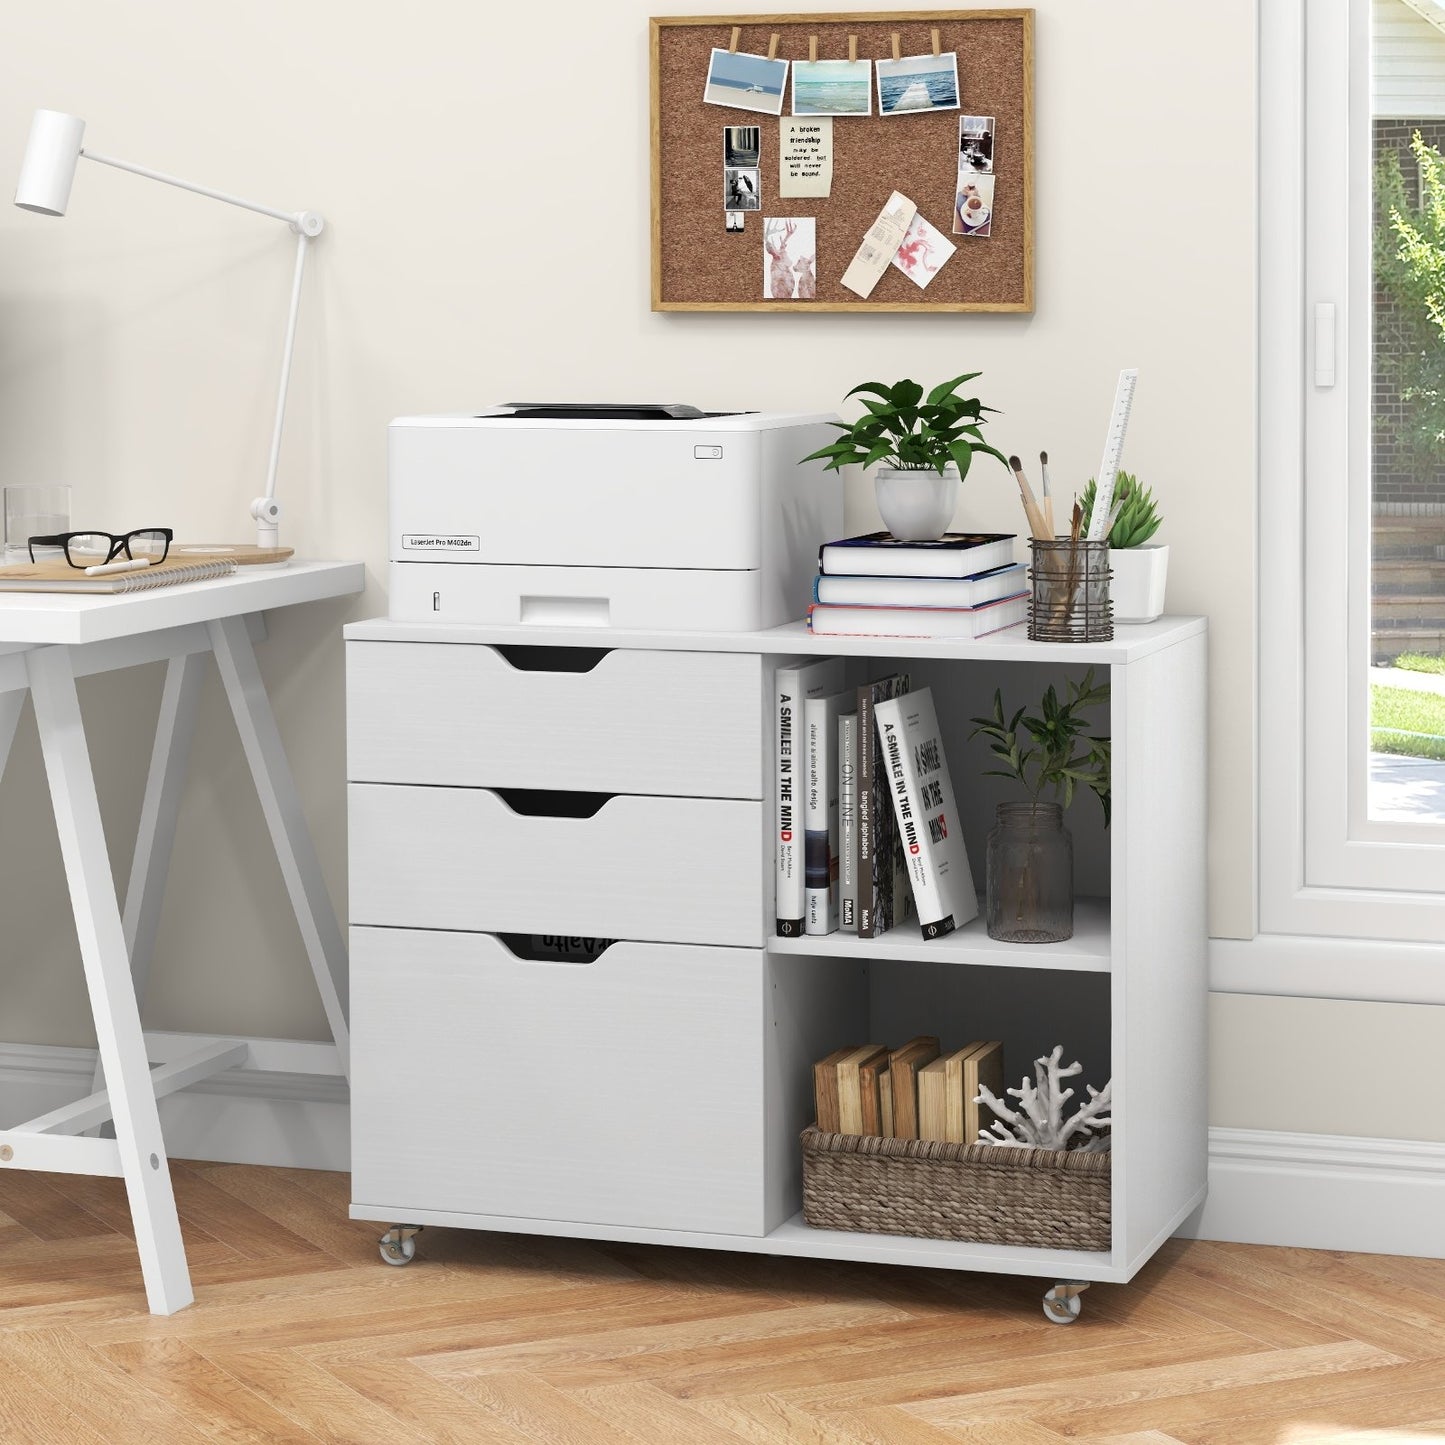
[848,34,858,63]
[891,32,901,62]
[809,35,818,63]
[931,27,941,56]
[728,25,740,53]
[767,32,779,60]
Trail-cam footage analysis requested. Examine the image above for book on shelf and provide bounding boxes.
[813,563,1026,610]
[856,671,912,939]
[878,1065,893,1136]
[837,709,859,933]
[837,1044,890,1135]
[888,1034,940,1141]
[808,594,1028,640]
[875,686,980,939]
[812,1044,856,1133]
[805,690,848,935]
[819,532,1016,579]
[775,657,845,937]
[962,1040,1005,1145]
[858,1050,891,1136]
[917,1041,1004,1143]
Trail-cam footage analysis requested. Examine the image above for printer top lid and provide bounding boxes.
[493,402,747,421]
[390,405,836,431]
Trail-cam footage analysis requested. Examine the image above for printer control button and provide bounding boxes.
[693,445,724,460]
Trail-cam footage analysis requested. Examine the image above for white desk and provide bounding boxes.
[0,561,363,1314]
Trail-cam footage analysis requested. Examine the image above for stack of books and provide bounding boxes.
[776,667,979,940]
[813,1036,1005,1143]
[806,531,1028,639]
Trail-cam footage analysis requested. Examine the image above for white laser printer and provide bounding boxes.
[388,403,842,630]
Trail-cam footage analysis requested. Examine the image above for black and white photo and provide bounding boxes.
[724,166,761,210]
[723,124,760,168]
[958,115,995,173]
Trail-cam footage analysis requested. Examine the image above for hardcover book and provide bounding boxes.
[819,532,1015,579]
[838,710,859,932]
[856,671,911,938]
[775,657,845,937]
[807,594,1028,640]
[838,1044,890,1135]
[887,1035,941,1141]
[805,691,848,935]
[875,686,980,938]
[813,563,1026,609]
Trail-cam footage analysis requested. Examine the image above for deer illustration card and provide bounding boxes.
[763,217,817,300]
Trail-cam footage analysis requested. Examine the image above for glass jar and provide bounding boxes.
[985,801,1074,943]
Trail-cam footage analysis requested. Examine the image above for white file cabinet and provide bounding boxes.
[347,616,1208,1317]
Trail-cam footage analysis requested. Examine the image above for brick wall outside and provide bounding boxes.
[1374,119,1445,512]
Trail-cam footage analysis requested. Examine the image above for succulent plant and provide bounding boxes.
[1078,471,1161,549]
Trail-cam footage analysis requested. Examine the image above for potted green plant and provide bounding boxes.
[969,671,1110,943]
[1079,472,1167,624]
[801,373,1009,541]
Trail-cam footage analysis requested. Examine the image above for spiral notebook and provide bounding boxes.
[0,546,292,594]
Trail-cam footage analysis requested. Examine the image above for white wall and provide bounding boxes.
[9,0,1410,1145]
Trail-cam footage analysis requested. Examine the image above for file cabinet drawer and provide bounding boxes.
[349,785,765,947]
[347,641,763,798]
[350,927,767,1234]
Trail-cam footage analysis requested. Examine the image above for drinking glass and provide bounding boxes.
[4,484,71,565]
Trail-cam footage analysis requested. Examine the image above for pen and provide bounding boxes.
[84,557,152,577]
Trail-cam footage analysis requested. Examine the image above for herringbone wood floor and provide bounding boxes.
[0,1162,1442,1443]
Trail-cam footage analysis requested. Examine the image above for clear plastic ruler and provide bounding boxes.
[1085,368,1138,542]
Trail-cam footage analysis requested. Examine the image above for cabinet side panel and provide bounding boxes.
[1113,633,1209,1272]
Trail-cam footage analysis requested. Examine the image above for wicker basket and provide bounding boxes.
[800,1126,1111,1250]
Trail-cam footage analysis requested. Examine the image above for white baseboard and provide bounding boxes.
[1181,1127,1445,1258]
[0,1041,349,1173]
[2,1045,1439,1259]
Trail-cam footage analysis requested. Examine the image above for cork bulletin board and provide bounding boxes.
[650,10,1033,313]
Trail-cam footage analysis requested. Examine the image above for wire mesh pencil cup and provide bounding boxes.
[1028,539,1113,643]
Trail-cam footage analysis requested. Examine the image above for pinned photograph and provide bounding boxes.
[958,115,995,173]
[876,52,960,116]
[764,217,817,300]
[891,211,956,288]
[723,124,760,168]
[704,47,789,116]
[792,59,872,116]
[725,210,746,233]
[724,166,761,210]
[953,172,996,236]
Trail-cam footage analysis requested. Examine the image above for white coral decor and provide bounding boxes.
[976,1045,1112,1152]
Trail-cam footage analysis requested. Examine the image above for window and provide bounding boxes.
[1259,0,1445,940]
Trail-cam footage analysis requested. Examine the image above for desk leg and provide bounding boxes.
[0,688,22,783]
[26,646,193,1315]
[88,653,207,1131]
[207,616,349,1078]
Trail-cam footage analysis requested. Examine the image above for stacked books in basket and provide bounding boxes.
[806,531,1028,639]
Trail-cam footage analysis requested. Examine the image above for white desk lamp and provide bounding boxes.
[13,108,325,553]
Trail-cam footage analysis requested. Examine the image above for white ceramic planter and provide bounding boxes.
[874,464,958,541]
[1109,544,1169,623]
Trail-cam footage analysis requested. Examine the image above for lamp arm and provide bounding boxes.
[80,148,308,229]
[251,228,311,548]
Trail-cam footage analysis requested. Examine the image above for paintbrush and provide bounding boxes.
[1008,454,1049,540]
[1039,450,1055,538]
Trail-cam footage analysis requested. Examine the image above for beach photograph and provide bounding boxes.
[723,124,760,167]
[724,166,761,210]
[763,217,816,299]
[704,47,789,115]
[953,171,996,236]
[958,115,995,173]
[792,58,872,115]
[876,51,960,115]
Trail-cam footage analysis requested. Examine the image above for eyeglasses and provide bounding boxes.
[28,528,173,569]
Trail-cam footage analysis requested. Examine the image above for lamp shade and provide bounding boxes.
[14,110,85,216]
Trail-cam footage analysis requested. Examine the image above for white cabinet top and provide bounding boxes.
[343,614,1205,665]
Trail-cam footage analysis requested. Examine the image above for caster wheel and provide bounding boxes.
[379,1225,421,1266]
[1043,1282,1087,1324]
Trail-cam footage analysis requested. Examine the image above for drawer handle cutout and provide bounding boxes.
[493,788,613,819]
[495,933,618,963]
[494,645,610,674]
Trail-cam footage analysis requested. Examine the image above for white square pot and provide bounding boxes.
[1109,544,1169,624]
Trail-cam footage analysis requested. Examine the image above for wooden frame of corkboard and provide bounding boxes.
[650,10,1033,313]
